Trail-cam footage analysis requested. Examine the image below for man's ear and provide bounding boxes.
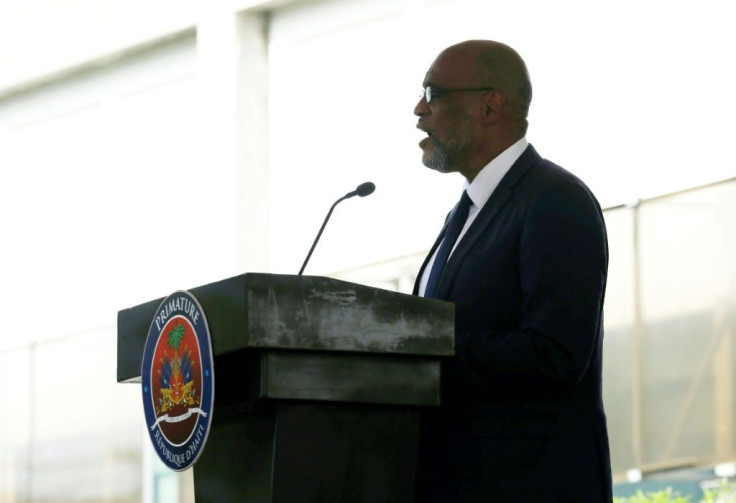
[482,90,505,120]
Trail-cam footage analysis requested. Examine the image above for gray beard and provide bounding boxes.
[423,140,453,173]
[423,129,471,173]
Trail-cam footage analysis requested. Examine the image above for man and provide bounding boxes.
[413,40,612,502]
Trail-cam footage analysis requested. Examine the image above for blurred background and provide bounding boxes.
[1,0,735,501]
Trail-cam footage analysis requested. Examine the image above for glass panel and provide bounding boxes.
[30,329,143,502]
[638,182,736,467]
[0,347,32,502]
[602,206,637,472]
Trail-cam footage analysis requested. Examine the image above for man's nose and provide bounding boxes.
[414,95,429,116]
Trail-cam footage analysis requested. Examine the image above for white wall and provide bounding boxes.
[0,36,241,349]
[0,0,198,92]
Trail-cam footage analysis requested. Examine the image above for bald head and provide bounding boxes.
[437,40,532,134]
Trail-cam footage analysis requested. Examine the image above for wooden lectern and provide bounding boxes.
[117,273,454,502]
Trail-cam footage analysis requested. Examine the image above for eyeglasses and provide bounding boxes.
[420,85,495,104]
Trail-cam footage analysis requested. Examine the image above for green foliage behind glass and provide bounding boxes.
[614,488,691,503]
[700,479,736,503]
[613,481,736,503]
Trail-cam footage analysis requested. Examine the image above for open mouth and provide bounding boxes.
[418,127,432,148]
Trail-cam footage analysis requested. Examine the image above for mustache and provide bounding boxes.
[416,121,431,135]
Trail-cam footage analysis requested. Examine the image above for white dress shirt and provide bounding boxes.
[418,137,529,297]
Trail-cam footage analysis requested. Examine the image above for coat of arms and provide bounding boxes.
[142,291,214,470]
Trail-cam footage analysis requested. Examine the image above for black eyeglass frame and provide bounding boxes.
[420,85,496,104]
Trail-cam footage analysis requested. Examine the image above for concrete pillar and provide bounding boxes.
[196,5,269,274]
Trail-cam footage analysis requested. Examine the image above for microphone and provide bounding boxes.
[298,182,376,276]
[345,181,376,198]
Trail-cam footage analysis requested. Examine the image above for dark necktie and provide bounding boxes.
[424,190,472,298]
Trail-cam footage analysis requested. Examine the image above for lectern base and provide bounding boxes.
[193,403,420,503]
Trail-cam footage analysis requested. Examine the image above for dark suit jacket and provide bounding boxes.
[414,145,612,502]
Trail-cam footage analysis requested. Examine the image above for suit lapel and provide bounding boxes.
[432,145,543,299]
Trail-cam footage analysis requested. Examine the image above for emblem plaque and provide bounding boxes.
[141,290,214,471]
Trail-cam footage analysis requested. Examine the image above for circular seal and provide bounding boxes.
[141,291,214,471]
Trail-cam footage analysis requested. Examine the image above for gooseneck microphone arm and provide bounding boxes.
[298,182,376,276]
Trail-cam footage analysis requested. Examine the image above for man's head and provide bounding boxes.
[414,40,532,181]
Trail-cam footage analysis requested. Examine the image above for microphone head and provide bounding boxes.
[355,181,376,197]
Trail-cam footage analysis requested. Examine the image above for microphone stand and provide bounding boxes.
[298,195,349,276]
[298,182,375,276]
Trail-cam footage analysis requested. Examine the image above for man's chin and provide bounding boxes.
[422,152,454,174]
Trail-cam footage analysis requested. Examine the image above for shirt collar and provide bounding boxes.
[464,137,528,209]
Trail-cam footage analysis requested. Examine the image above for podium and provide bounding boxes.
[117,273,454,502]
